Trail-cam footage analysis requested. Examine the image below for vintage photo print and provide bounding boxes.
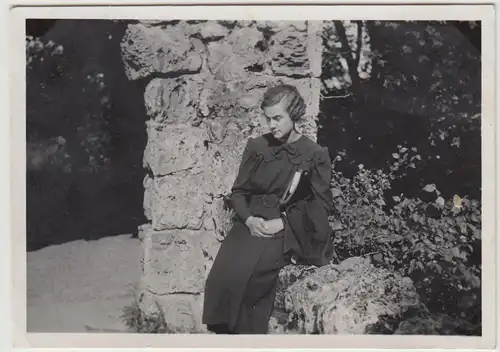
[9,3,496,350]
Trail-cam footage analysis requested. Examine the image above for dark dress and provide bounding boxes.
[202,133,334,334]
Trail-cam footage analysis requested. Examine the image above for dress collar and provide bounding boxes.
[267,133,303,157]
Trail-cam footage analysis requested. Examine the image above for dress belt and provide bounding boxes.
[249,193,280,209]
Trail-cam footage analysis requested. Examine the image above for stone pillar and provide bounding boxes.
[121,20,323,333]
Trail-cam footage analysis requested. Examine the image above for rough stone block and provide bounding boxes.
[227,26,265,66]
[202,129,248,196]
[121,23,202,80]
[200,22,229,41]
[144,77,202,124]
[207,42,249,82]
[143,122,206,176]
[269,27,310,77]
[141,229,205,295]
[256,20,307,34]
[144,173,206,231]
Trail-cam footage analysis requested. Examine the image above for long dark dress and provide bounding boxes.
[202,133,334,334]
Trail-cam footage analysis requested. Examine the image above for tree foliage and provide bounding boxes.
[26,35,112,174]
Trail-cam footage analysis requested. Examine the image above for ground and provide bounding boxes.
[27,234,141,332]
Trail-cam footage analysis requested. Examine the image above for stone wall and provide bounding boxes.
[121,20,323,333]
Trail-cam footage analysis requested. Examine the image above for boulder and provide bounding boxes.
[282,257,421,334]
[395,312,479,336]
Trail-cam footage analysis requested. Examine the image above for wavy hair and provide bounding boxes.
[260,84,306,122]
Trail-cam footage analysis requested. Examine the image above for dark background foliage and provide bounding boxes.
[26,20,148,251]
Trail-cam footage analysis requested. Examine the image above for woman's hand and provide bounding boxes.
[245,216,272,238]
[262,218,284,235]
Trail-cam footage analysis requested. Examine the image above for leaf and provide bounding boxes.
[332,221,343,231]
[392,153,399,159]
[373,253,383,263]
[393,196,401,202]
[434,262,443,274]
[451,246,461,258]
[331,188,342,198]
[423,184,436,192]
[435,196,445,207]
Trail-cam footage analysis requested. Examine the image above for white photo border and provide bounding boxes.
[8,3,496,350]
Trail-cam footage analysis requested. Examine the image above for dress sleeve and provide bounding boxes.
[229,137,256,223]
[282,147,334,266]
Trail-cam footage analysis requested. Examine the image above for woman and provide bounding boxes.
[202,84,334,334]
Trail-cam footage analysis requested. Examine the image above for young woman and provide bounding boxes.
[202,84,334,334]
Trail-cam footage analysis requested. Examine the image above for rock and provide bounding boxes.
[204,197,234,242]
[144,77,201,124]
[256,20,307,34]
[200,22,229,42]
[206,26,266,82]
[268,315,286,334]
[140,229,205,296]
[238,89,264,110]
[198,78,227,118]
[275,264,317,311]
[139,20,181,26]
[227,26,265,66]
[199,230,223,281]
[121,23,202,80]
[283,257,421,334]
[269,28,310,77]
[307,21,323,78]
[217,20,238,29]
[186,20,207,24]
[144,173,206,231]
[202,130,248,195]
[190,37,206,55]
[139,292,202,333]
[395,313,479,336]
[207,42,248,81]
[143,122,206,177]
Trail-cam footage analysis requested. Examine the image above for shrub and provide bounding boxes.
[329,145,481,326]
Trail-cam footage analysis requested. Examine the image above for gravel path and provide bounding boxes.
[27,234,141,333]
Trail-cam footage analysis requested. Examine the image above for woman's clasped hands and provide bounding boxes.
[245,216,284,238]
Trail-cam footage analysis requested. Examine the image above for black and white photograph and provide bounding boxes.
[10,3,496,349]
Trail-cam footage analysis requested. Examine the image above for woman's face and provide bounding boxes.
[262,100,294,140]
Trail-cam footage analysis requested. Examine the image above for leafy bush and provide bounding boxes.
[329,144,481,326]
